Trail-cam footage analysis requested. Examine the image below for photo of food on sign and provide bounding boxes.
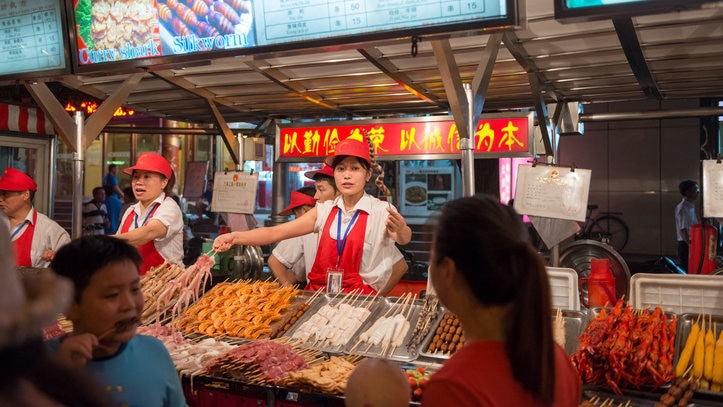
[157,0,256,55]
[75,0,161,61]
[74,0,256,64]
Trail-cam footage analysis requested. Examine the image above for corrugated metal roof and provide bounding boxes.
[10,2,723,126]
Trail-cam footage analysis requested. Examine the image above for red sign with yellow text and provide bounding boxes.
[276,114,533,161]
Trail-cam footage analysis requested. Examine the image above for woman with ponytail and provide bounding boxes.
[421,195,581,406]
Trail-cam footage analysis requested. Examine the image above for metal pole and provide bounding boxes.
[461,83,475,197]
[72,111,84,239]
[236,133,244,171]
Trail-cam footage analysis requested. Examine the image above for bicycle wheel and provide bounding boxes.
[587,215,629,252]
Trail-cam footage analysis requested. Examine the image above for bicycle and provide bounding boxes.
[575,204,630,252]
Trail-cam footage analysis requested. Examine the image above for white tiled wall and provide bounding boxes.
[558,99,702,256]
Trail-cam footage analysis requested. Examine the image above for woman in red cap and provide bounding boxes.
[214,136,412,295]
[114,152,184,275]
[0,167,70,267]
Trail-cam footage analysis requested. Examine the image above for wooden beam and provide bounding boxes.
[432,39,469,140]
[207,99,239,165]
[25,82,77,151]
[469,32,503,127]
[84,73,144,151]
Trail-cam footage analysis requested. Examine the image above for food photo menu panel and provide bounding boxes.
[399,164,457,217]
[72,0,514,69]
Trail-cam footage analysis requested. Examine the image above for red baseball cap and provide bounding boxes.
[122,152,173,179]
[0,168,37,192]
[304,163,334,180]
[323,136,371,167]
[279,191,317,216]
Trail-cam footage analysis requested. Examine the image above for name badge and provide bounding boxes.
[326,268,344,294]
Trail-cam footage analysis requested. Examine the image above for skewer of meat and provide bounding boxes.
[406,293,439,353]
[97,316,140,340]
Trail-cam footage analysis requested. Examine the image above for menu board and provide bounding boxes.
[0,0,67,77]
[72,0,515,69]
[702,160,723,218]
[253,0,510,46]
[513,164,591,222]
[212,171,259,214]
[555,0,716,22]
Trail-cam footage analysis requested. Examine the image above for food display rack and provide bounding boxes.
[166,275,723,407]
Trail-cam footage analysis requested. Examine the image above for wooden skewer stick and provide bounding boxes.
[365,291,380,310]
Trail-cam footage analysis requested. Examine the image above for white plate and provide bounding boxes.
[404,182,427,206]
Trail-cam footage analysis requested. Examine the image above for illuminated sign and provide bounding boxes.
[0,0,69,79]
[276,114,533,162]
[71,0,517,70]
[555,0,719,22]
[64,101,135,117]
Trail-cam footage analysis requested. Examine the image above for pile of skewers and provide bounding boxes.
[579,396,632,407]
[351,293,417,357]
[406,294,440,355]
[173,280,300,338]
[674,314,723,392]
[276,355,361,395]
[425,311,464,356]
[289,290,376,349]
[140,254,214,324]
[201,338,317,385]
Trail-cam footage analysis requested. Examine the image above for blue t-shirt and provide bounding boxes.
[48,334,187,407]
[103,173,121,198]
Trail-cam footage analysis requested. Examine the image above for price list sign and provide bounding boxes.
[702,160,723,218]
[513,164,591,222]
[0,0,65,76]
[253,0,510,46]
[212,171,260,214]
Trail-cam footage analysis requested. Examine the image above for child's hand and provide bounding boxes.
[58,333,99,368]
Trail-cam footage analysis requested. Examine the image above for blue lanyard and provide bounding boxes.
[11,220,29,240]
[336,208,360,267]
[133,203,160,229]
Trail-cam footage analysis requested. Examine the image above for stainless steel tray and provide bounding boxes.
[674,313,723,400]
[556,309,586,356]
[270,290,318,339]
[343,296,424,362]
[417,309,459,361]
[282,292,383,354]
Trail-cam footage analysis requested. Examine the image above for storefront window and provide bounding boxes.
[136,134,159,155]
[55,140,73,201]
[84,138,103,196]
[105,132,132,191]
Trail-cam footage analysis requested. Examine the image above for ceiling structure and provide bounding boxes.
[12,2,723,131]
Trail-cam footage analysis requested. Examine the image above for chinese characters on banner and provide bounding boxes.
[277,115,532,160]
